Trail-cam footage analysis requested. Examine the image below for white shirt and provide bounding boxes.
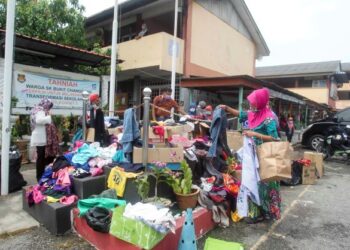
[30,111,52,147]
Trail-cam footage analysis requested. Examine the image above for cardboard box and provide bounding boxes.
[108,127,123,137]
[133,145,184,164]
[226,131,243,151]
[302,163,317,185]
[304,151,324,177]
[141,124,193,143]
[166,124,193,137]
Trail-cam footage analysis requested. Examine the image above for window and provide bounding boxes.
[312,80,327,88]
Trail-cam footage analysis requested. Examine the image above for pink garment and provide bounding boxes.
[60,195,78,205]
[247,88,274,129]
[90,167,104,177]
[73,140,84,152]
[54,168,71,186]
[33,186,44,204]
[169,135,194,148]
[89,157,111,168]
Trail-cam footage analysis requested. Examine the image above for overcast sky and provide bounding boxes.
[81,0,350,67]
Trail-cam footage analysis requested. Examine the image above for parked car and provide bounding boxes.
[302,107,350,150]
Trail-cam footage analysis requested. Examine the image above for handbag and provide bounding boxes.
[257,141,292,182]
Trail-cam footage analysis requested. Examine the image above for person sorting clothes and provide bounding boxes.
[30,98,59,181]
[220,88,281,223]
[152,88,187,121]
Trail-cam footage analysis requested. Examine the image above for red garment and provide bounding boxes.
[152,126,165,141]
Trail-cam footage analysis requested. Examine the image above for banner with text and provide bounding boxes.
[13,71,99,110]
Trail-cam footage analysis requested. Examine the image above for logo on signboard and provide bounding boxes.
[17,74,26,83]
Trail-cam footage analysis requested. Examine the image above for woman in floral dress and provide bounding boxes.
[220,88,281,222]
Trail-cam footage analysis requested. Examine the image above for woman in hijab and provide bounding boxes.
[30,98,58,181]
[220,88,281,222]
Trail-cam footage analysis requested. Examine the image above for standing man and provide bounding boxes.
[152,88,187,121]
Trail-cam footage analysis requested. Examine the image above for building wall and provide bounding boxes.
[287,88,329,105]
[196,0,252,40]
[336,100,350,110]
[116,32,184,74]
[189,2,255,77]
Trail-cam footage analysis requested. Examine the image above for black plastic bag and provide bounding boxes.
[281,161,302,186]
[85,207,112,233]
[0,146,27,193]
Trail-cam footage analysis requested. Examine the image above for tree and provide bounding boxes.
[0,0,88,49]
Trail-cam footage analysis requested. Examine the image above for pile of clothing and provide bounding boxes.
[26,166,77,206]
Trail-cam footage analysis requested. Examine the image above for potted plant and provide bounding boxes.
[167,160,199,210]
[135,162,173,207]
[11,115,31,163]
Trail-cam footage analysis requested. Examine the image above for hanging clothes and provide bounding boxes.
[208,107,232,168]
[120,108,140,154]
[236,137,261,218]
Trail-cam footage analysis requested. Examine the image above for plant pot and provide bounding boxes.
[175,188,200,210]
[14,139,29,164]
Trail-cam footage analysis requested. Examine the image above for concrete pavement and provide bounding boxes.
[1,158,350,249]
[0,166,39,237]
[198,161,350,249]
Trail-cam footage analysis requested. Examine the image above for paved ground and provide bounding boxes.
[1,155,350,249]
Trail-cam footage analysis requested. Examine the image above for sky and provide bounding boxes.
[81,0,350,67]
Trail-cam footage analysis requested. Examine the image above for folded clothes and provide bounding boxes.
[78,198,126,216]
[123,202,176,234]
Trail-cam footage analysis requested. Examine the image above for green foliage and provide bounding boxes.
[75,43,121,76]
[11,96,18,107]
[11,115,30,140]
[135,174,150,201]
[0,0,88,49]
[168,161,193,195]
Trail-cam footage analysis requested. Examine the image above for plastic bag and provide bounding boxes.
[85,207,112,233]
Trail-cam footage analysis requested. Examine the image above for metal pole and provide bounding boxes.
[142,88,152,169]
[82,91,89,141]
[170,0,179,118]
[109,0,119,117]
[237,87,244,130]
[1,0,16,196]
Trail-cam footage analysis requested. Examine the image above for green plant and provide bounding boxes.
[135,162,172,201]
[167,161,193,195]
[11,115,31,141]
[11,96,19,107]
[135,174,150,201]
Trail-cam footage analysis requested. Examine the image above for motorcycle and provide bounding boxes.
[317,124,350,160]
